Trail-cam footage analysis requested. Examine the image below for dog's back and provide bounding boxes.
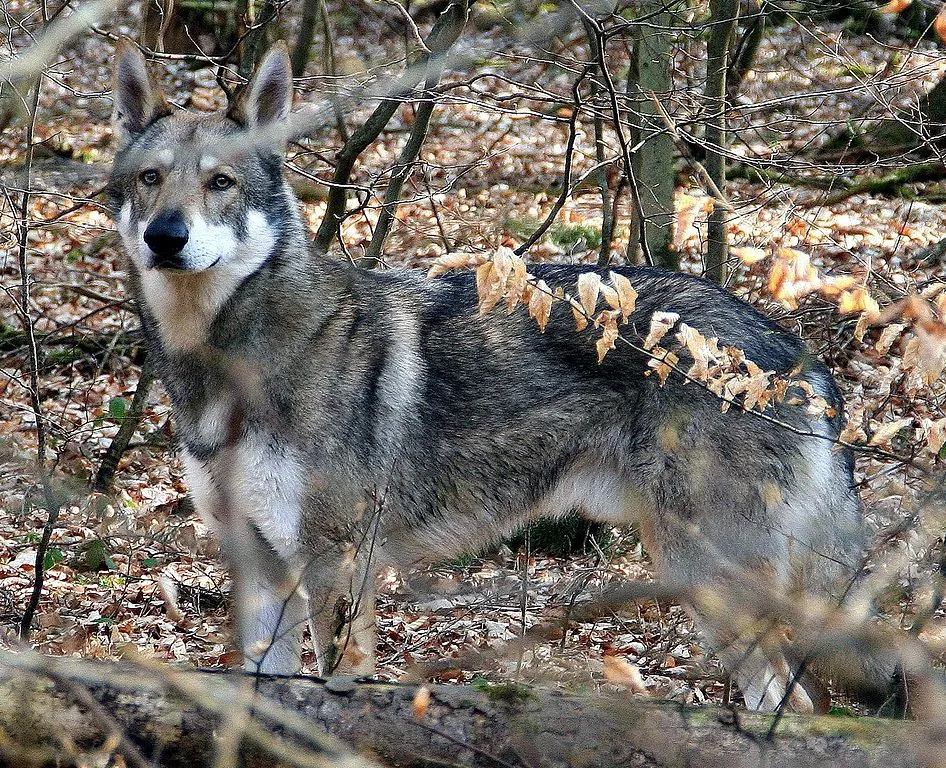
[109,41,873,712]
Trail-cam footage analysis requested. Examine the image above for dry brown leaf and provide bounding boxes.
[647,348,679,384]
[903,324,946,385]
[603,655,649,695]
[922,417,946,455]
[743,369,775,412]
[673,193,713,249]
[819,275,858,297]
[854,311,874,342]
[838,288,880,317]
[868,418,912,447]
[476,260,494,302]
[875,323,907,356]
[528,279,554,332]
[732,246,768,266]
[492,247,514,284]
[577,272,601,318]
[643,311,680,350]
[840,421,866,444]
[427,252,482,279]
[676,323,722,380]
[599,282,621,311]
[505,257,529,314]
[902,294,933,322]
[412,686,431,719]
[570,297,589,331]
[610,272,638,321]
[768,257,791,305]
[769,248,823,308]
[597,317,620,363]
[477,262,505,316]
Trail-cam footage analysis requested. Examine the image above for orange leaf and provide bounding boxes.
[732,246,768,266]
[603,656,649,695]
[412,686,431,719]
[878,0,911,13]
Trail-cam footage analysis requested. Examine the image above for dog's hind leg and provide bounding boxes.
[302,538,377,677]
[636,428,833,712]
[692,605,827,712]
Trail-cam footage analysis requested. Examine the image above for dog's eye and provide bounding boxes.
[139,169,160,186]
[209,173,235,191]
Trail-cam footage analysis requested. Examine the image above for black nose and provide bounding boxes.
[143,211,189,268]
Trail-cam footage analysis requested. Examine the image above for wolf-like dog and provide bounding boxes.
[108,40,876,712]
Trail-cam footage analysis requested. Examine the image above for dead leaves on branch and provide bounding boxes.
[430,248,635,358]
[736,243,946,455]
[429,246,946,461]
[429,249,829,422]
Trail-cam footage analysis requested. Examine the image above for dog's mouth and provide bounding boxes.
[146,253,221,272]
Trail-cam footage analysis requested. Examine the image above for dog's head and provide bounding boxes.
[108,41,297,275]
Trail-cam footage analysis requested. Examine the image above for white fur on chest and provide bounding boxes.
[182,436,303,558]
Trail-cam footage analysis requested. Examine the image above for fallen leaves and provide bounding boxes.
[602,655,649,695]
[412,686,431,718]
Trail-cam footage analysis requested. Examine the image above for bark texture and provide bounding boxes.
[628,1,679,271]
[0,659,940,768]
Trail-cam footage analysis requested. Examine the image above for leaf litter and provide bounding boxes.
[0,1,945,711]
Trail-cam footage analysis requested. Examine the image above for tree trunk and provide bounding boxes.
[628,1,679,271]
[1,656,941,768]
[703,0,739,284]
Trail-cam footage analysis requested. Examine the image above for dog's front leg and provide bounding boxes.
[183,451,306,675]
[303,538,377,677]
[239,573,307,675]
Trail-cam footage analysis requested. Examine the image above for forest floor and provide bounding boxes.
[1,0,946,714]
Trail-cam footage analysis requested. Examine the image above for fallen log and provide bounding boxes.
[0,652,941,768]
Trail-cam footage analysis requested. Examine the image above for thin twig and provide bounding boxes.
[513,65,592,256]
[16,69,62,642]
[363,30,461,267]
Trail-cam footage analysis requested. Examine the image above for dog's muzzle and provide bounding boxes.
[143,211,189,269]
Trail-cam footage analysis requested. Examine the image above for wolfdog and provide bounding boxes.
[108,40,878,712]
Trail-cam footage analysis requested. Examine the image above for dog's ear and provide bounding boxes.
[112,39,170,150]
[241,42,293,129]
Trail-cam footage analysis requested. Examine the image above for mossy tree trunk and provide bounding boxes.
[703,0,740,284]
[627,1,679,271]
[2,660,941,768]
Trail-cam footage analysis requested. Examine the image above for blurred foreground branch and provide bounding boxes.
[0,653,942,768]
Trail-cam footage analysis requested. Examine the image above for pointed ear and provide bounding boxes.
[241,42,294,129]
[112,39,170,150]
